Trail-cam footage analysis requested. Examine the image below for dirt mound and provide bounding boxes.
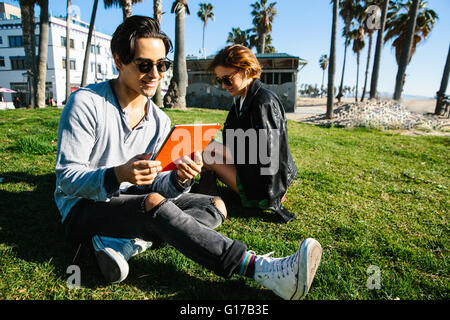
[302,100,450,131]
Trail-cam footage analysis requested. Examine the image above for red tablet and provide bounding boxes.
[151,123,222,171]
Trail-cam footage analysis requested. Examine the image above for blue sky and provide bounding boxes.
[9,0,450,98]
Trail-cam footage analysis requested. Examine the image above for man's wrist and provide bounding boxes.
[113,165,124,184]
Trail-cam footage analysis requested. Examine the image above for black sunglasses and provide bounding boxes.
[133,58,172,73]
[215,70,239,87]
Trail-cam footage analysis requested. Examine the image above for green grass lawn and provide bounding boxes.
[0,107,448,300]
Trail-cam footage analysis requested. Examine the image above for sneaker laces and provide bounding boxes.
[256,250,298,280]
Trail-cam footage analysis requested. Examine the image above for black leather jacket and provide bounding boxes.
[222,79,298,222]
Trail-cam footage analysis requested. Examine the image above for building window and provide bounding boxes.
[265,73,274,85]
[90,44,100,54]
[280,73,293,84]
[61,36,74,48]
[10,56,25,69]
[0,56,5,67]
[8,35,23,47]
[97,63,102,74]
[0,36,3,45]
[62,58,76,70]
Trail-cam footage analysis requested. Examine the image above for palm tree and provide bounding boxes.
[370,0,390,99]
[360,0,378,102]
[263,34,276,53]
[226,27,251,47]
[327,0,339,119]
[385,0,438,100]
[248,28,276,53]
[319,54,329,97]
[351,25,365,102]
[336,0,362,102]
[360,25,374,102]
[19,0,37,108]
[81,0,99,87]
[434,44,450,115]
[165,0,190,109]
[103,0,144,20]
[250,0,277,54]
[197,3,214,58]
[35,0,49,108]
[65,0,71,103]
[152,0,163,107]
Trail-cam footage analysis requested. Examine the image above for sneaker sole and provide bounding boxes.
[92,236,129,284]
[291,238,322,300]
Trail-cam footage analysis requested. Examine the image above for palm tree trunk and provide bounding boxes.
[355,52,360,102]
[370,0,389,100]
[152,0,163,107]
[361,32,373,102]
[65,0,71,103]
[30,5,37,108]
[35,0,49,108]
[81,0,99,87]
[19,0,37,108]
[393,0,419,101]
[321,69,325,98]
[327,0,339,119]
[202,24,206,57]
[171,5,187,109]
[337,35,349,102]
[259,32,266,54]
[154,0,163,22]
[434,44,450,115]
[122,0,133,20]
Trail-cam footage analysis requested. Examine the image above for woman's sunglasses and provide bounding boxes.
[215,70,239,87]
[133,58,172,73]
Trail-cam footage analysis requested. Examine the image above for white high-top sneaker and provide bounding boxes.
[254,238,322,300]
[92,235,151,283]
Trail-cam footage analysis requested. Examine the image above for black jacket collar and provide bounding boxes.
[235,79,263,116]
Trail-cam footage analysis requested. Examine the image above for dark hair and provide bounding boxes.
[208,44,262,79]
[111,15,173,65]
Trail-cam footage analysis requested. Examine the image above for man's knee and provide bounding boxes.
[213,197,227,219]
[144,192,166,212]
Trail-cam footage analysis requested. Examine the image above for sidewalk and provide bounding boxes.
[286,106,326,121]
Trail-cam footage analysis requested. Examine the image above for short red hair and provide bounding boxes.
[208,44,262,79]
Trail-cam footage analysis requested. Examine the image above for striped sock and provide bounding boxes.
[238,251,257,278]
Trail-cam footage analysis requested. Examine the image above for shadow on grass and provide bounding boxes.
[0,171,275,299]
[194,184,288,224]
[0,171,84,275]
[125,257,275,300]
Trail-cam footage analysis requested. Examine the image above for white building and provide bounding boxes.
[0,3,172,108]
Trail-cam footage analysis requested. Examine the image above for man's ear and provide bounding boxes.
[113,53,123,71]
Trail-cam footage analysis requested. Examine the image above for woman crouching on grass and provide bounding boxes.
[198,44,298,223]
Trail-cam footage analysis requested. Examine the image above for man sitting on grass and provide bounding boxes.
[54,15,322,300]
